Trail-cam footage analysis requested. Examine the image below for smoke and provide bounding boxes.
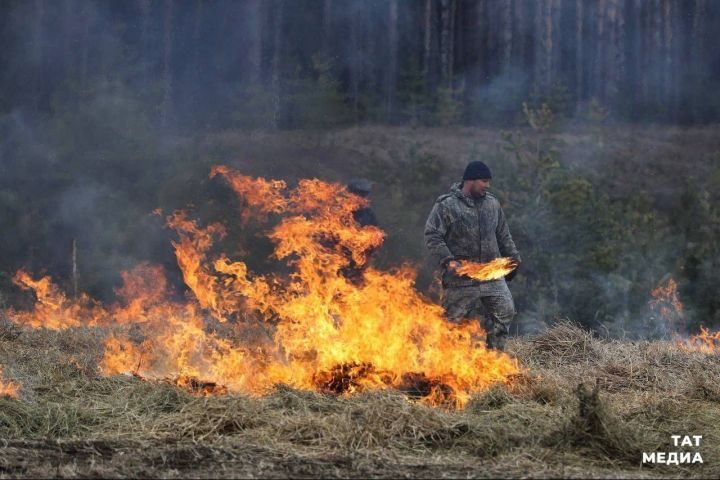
[467,67,530,124]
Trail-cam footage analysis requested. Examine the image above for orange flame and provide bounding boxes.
[5,166,521,408]
[0,367,19,398]
[113,262,171,324]
[649,277,685,334]
[8,270,106,329]
[455,257,518,282]
[680,326,720,354]
[210,165,287,223]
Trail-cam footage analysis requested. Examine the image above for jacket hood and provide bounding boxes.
[450,182,475,206]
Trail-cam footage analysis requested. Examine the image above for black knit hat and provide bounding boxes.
[462,161,492,180]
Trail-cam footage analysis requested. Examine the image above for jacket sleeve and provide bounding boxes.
[496,205,521,262]
[424,201,455,268]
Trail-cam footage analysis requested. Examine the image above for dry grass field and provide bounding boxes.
[1,320,718,479]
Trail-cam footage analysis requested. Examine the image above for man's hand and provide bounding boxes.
[445,259,461,272]
[505,259,520,282]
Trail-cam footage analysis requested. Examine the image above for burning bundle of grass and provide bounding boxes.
[455,257,518,282]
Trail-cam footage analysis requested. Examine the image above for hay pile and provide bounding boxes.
[0,322,718,478]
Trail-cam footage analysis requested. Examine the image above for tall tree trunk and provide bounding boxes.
[550,0,561,86]
[663,0,673,118]
[454,0,465,85]
[614,0,625,103]
[32,0,44,111]
[160,0,174,129]
[386,0,398,119]
[692,0,707,74]
[423,0,440,95]
[192,0,204,89]
[691,0,707,120]
[606,0,618,100]
[62,0,75,82]
[653,0,662,85]
[501,0,513,71]
[348,3,360,116]
[514,0,527,71]
[462,0,484,112]
[344,0,364,117]
[628,0,642,117]
[534,0,546,90]
[639,0,649,105]
[575,0,584,103]
[423,0,433,84]
[477,0,489,81]
[487,0,498,78]
[322,0,332,55]
[78,2,89,89]
[597,0,606,100]
[246,0,261,84]
[448,0,456,82]
[138,0,151,83]
[440,0,452,87]
[534,0,554,90]
[692,0,707,73]
[360,5,374,99]
[271,0,284,128]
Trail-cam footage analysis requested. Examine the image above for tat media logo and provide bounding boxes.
[643,435,704,466]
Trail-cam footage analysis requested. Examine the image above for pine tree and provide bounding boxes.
[160,0,174,128]
[271,0,284,129]
[386,0,399,119]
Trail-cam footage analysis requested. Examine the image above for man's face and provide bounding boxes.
[468,178,490,197]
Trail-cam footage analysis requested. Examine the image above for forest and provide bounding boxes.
[2,0,719,129]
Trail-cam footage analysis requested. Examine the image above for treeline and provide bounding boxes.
[1,0,719,130]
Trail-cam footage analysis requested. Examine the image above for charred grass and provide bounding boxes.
[0,322,718,478]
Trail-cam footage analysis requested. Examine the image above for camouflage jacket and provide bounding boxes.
[424,182,521,290]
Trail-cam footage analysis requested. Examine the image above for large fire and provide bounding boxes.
[4,167,520,408]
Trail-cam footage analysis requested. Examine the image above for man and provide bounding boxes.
[424,161,521,350]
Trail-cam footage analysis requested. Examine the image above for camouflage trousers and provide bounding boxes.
[441,283,516,351]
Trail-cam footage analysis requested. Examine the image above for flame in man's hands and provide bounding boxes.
[455,258,518,281]
[5,167,520,408]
